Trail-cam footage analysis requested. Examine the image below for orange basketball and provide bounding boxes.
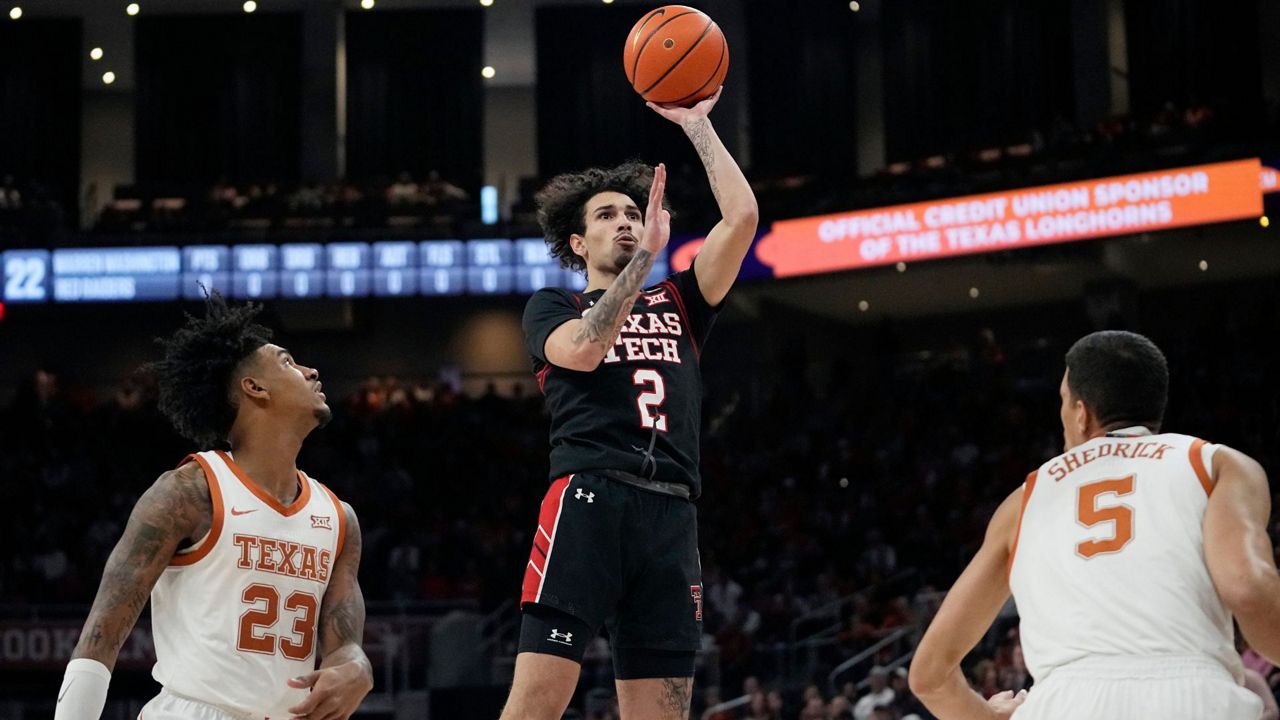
[623,5,728,107]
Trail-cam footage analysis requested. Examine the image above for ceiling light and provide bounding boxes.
[126,3,139,16]
[481,66,496,79]
[8,6,21,20]
[90,47,104,60]
[102,71,117,85]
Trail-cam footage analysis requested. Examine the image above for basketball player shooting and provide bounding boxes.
[500,87,757,720]
[909,331,1280,720]
[54,295,372,720]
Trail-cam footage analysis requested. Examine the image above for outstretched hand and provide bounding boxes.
[640,163,671,255]
[646,86,722,128]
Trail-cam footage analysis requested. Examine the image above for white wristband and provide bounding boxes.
[54,658,112,720]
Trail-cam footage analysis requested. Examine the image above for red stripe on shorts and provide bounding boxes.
[521,475,573,607]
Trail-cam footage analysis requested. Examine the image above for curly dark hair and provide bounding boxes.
[149,292,273,449]
[535,161,673,273]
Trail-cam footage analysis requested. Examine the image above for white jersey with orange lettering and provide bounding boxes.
[146,450,347,720]
[1008,428,1259,720]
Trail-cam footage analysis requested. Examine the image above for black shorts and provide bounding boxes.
[519,472,703,669]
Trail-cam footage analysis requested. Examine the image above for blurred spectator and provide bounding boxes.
[853,667,894,720]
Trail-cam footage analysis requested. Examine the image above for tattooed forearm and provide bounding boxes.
[72,464,209,669]
[686,118,722,205]
[325,599,365,647]
[659,677,692,719]
[571,247,656,351]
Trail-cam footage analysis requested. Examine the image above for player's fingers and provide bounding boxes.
[305,697,344,720]
[287,686,324,715]
[288,671,321,690]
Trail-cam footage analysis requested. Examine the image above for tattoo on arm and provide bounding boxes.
[570,247,656,352]
[73,463,210,667]
[660,677,692,719]
[319,504,371,676]
[686,118,722,205]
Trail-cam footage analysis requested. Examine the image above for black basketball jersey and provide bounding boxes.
[523,267,718,498]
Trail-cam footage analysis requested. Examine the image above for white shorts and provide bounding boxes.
[1013,655,1263,720]
[138,689,251,720]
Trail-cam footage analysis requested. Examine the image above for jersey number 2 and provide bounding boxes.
[1075,475,1136,559]
[237,583,319,660]
[632,369,668,432]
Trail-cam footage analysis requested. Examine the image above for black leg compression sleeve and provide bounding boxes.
[517,603,594,663]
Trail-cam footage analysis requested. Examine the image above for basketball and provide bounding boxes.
[623,5,729,107]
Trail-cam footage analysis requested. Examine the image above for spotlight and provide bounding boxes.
[90,47,104,60]
[969,287,980,299]
[126,3,139,16]
[1261,215,1271,229]
[603,0,615,4]
[102,71,117,85]
[8,6,21,20]
[481,65,496,79]
[857,300,869,312]
[243,1,256,12]
[1198,260,1208,272]
[849,1,860,10]
[360,0,374,8]
[895,262,906,273]
[479,0,493,6]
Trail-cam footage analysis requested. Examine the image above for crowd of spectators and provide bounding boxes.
[1,281,1277,718]
[6,97,1273,249]
[90,170,476,237]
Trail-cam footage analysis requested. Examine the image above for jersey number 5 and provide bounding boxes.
[237,583,319,660]
[632,369,669,432]
[1076,474,1136,559]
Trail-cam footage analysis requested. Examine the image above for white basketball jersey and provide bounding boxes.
[150,450,347,719]
[1008,429,1242,685]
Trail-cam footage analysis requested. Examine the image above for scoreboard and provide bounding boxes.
[1,240,669,303]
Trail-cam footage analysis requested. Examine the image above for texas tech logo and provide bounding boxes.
[690,585,703,622]
[643,290,670,307]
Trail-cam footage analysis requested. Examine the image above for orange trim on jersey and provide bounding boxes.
[1189,438,1214,496]
[1006,470,1038,582]
[170,453,225,567]
[318,480,347,560]
[214,450,312,517]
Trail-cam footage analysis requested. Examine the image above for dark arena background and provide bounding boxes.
[2,0,1279,718]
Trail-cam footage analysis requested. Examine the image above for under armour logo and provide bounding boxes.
[575,489,594,503]
[548,629,574,646]
[643,290,670,307]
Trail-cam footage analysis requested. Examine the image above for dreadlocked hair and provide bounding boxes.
[535,161,674,273]
[149,292,273,449]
